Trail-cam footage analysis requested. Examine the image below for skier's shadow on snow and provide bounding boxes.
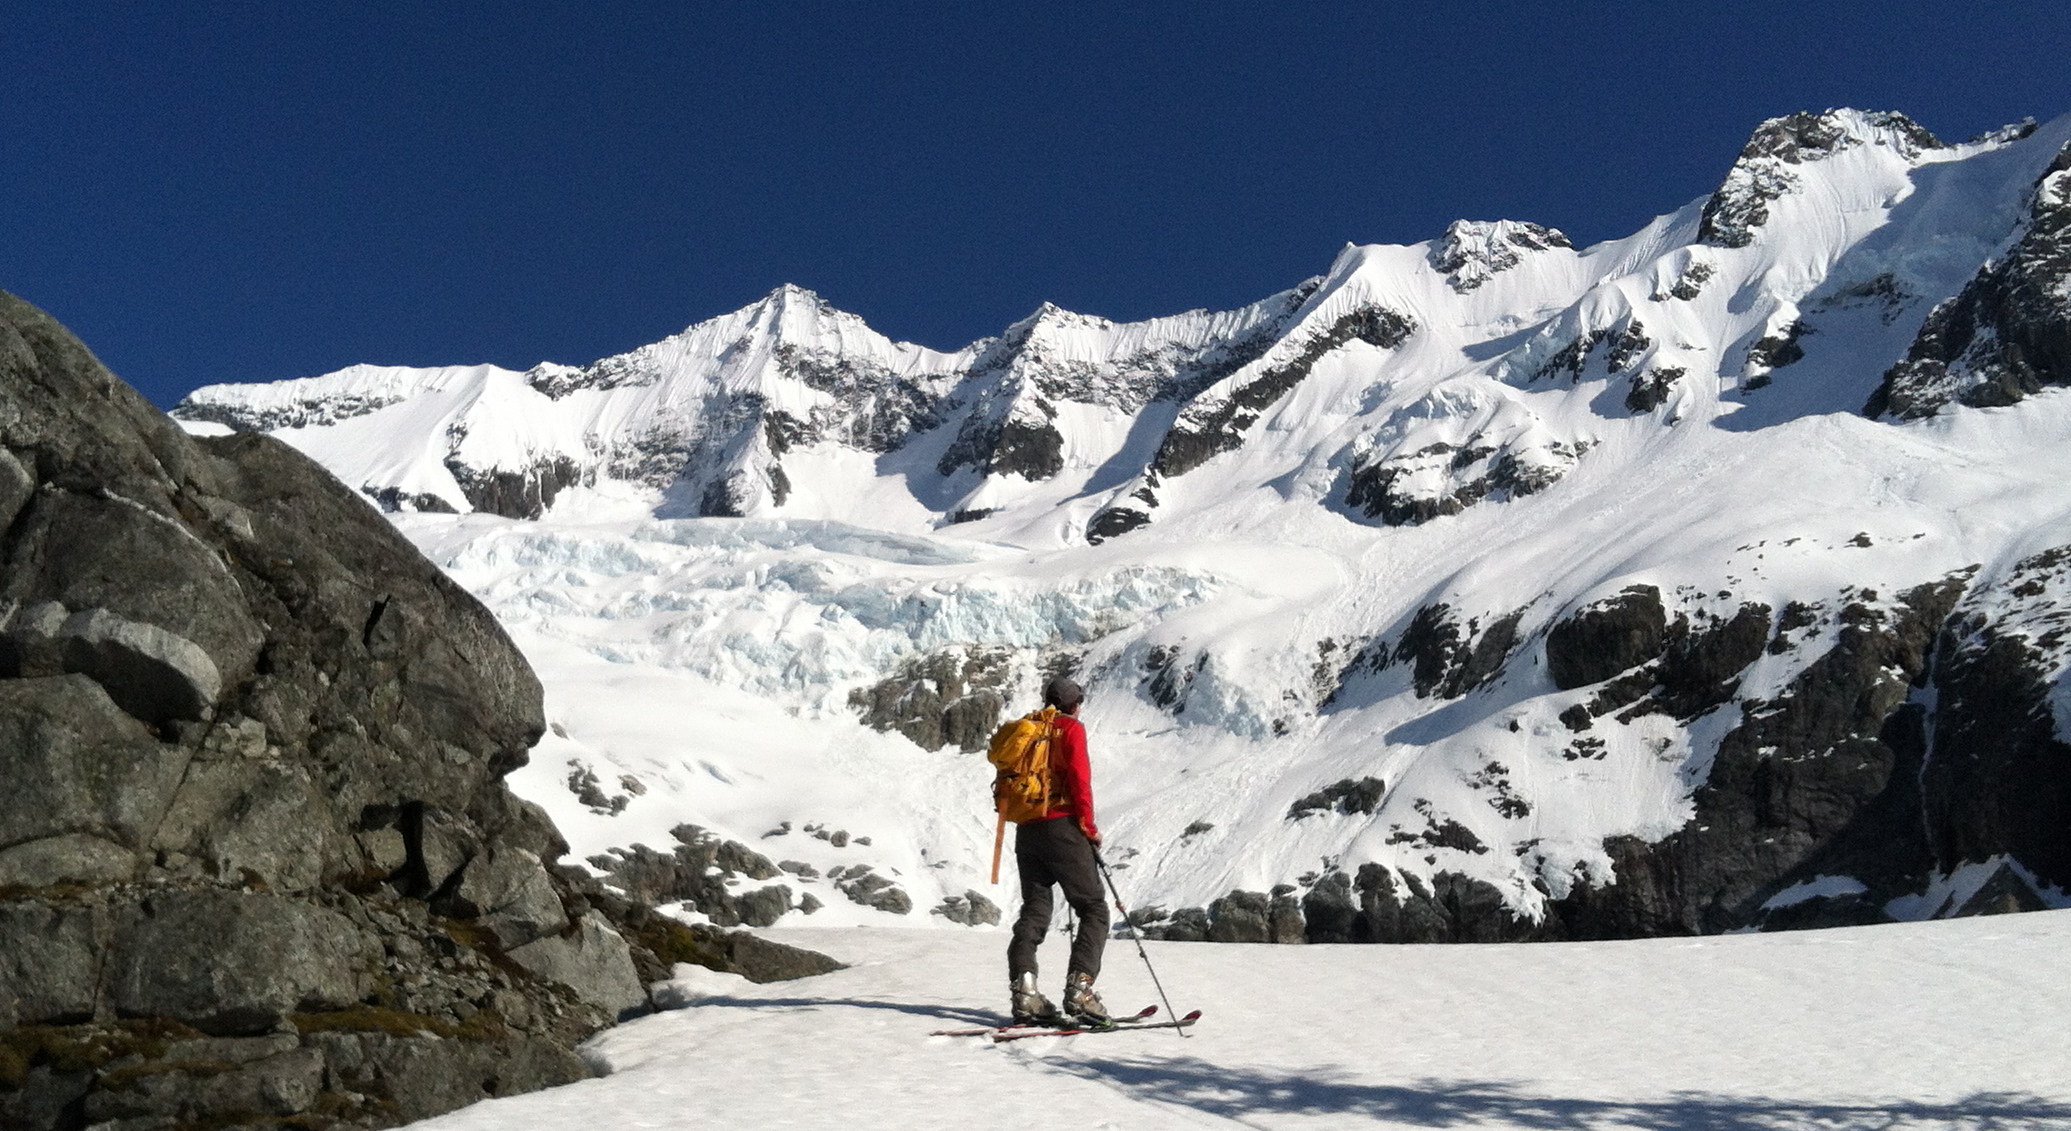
[1046,1055,2071,1130]
[656,994,1000,1027]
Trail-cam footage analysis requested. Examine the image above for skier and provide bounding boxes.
[1007,676,1113,1025]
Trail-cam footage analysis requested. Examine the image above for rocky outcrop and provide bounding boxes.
[1430,220,1572,293]
[1301,867,1550,944]
[1743,320,1811,388]
[1652,260,1715,302]
[936,411,1066,483]
[0,292,836,1129]
[768,344,950,454]
[585,824,799,928]
[936,295,1315,492]
[170,391,407,433]
[1545,586,1668,690]
[1624,366,1684,412]
[1334,603,1523,702]
[1867,143,2071,419]
[1084,500,1154,545]
[1174,562,2069,948]
[1150,305,1416,480]
[1549,578,1969,937]
[1550,594,1773,734]
[931,890,1001,926]
[1137,867,1543,945]
[828,865,914,915]
[445,455,586,520]
[585,819,929,925]
[1286,777,1386,819]
[1139,644,1204,713]
[1701,110,1940,247]
[1342,424,1591,528]
[847,646,1012,752]
[1919,549,2071,887]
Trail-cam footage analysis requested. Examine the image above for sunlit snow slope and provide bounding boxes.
[178,109,2071,941]
[408,912,2071,1131]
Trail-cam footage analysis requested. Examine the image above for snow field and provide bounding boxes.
[407,911,2071,1130]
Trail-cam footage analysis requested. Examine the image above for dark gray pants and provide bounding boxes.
[1007,817,1108,982]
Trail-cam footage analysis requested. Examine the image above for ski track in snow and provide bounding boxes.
[406,912,2071,1130]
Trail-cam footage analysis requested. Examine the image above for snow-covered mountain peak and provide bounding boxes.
[173,111,2071,542]
[1735,108,1942,166]
[1697,108,1949,249]
[1014,300,1113,333]
[170,106,2071,944]
[1432,219,1575,293]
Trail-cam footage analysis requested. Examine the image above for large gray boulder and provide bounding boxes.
[0,901,101,1027]
[0,291,839,1129]
[107,890,376,1034]
[0,674,186,882]
[508,913,649,1020]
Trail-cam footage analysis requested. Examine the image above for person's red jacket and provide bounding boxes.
[1043,714,1098,841]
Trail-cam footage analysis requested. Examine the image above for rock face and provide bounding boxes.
[847,646,1012,752]
[1867,143,2071,419]
[1545,586,1668,690]
[0,293,835,1129]
[586,824,802,928]
[1143,558,2071,947]
[1700,110,1941,248]
[1430,219,1573,292]
[1330,603,1523,704]
[1149,305,1417,482]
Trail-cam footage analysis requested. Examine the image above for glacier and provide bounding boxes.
[176,108,2071,940]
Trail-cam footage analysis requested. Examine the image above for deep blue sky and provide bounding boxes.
[5,4,2067,408]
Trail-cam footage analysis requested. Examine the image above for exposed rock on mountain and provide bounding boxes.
[1384,603,1524,701]
[1920,548,2071,885]
[0,292,834,1130]
[1143,558,2068,946]
[1286,777,1387,820]
[1431,219,1573,293]
[848,646,1012,752]
[1701,109,1941,247]
[1867,142,2071,418]
[1546,586,1668,691]
[1624,366,1684,412]
[166,107,2071,952]
[1652,259,1716,302]
[1151,304,1417,481]
[1342,427,1588,528]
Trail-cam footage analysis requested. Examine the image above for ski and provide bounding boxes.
[989,1008,1200,1042]
[930,1005,1156,1038]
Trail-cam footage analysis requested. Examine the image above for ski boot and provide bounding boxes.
[1064,972,1113,1027]
[1011,972,1060,1025]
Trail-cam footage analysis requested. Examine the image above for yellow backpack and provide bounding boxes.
[986,706,1060,882]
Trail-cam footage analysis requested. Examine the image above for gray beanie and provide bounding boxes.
[1043,676,1084,711]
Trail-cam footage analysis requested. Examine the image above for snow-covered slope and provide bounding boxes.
[177,109,2071,941]
[409,913,2071,1131]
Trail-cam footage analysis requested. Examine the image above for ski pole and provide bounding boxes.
[1092,848,1188,1038]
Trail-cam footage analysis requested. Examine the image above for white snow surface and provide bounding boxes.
[405,911,2071,1130]
[177,110,2071,928]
